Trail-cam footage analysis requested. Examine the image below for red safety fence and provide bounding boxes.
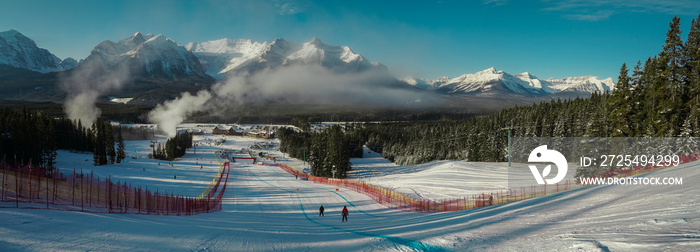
[269,151,699,212]
[0,160,231,215]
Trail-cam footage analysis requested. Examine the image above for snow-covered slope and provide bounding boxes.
[83,32,211,80]
[185,38,268,78]
[0,29,73,73]
[187,37,384,78]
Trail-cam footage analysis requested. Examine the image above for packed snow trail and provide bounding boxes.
[242,163,445,251]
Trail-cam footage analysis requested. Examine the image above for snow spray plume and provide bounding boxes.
[64,91,101,126]
[146,65,442,133]
[149,90,212,137]
[212,65,442,105]
[59,60,130,126]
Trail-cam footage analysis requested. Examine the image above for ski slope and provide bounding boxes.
[1,126,699,251]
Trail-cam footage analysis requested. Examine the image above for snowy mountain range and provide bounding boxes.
[186,37,384,78]
[402,67,615,96]
[0,29,76,73]
[81,32,211,81]
[0,29,615,104]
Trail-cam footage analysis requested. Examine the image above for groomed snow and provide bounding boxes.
[350,147,579,200]
[1,124,699,251]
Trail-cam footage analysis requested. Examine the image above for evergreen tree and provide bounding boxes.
[686,15,700,130]
[116,127,126,163]
[610,63,634,136]
[106,122,116,164]
[653,16,687,136]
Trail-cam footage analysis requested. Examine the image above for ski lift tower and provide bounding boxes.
[150,140,158,156]
[331,165,337,179]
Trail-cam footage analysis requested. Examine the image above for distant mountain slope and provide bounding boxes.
[82,32,212,81]
[403,67,615,97]
[0,29,74,73]
[547,76,616,93]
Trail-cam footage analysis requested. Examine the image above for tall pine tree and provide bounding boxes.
[116,127,126,163]
[610,63,633,136]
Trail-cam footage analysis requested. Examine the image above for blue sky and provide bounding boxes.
[2,0,700,80]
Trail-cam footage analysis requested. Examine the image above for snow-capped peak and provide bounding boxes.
[82,32,210,80]
[119,32,152,51]
[0,29,70,73]
[185,38,269,78]
[433,67,609,96]
[479,67,499,74]
[515,72,554,92]
[547,76,616,93]
[186,37,380,77]
[185,38,267,54]
[516,72,537,80]
[309,37,323,46]
[142,34,177,48]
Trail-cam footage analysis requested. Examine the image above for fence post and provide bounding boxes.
[45,170,49,209]
[108,176,112,213]
[128,183,132,214]
[117,180,121,213]
[52,169,57,204]
[15,164,19,208]
[72,168,75,206]
[96,176,100,208]
[81,169,84,212]
[1,166,4,201]
[28,167,32,203]
[89,171,93,207]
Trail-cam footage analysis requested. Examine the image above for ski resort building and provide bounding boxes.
[212,125,243,136]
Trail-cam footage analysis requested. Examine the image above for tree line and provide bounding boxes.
[278,125,363,178]
[0,108,127,170]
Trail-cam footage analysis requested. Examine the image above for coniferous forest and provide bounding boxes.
[0,109,125,169]
[278,125,364,178]
[279,15,700,173]
[152,131,193,161]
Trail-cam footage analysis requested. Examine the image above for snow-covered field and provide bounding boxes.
[349,147,579,200]
[1,124,699,251]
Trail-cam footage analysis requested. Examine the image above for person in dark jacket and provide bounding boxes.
[341,206,348,222]
[319,205,325,216]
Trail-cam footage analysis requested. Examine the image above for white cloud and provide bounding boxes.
[274,0,306,15]
[541,0,700,21]
[565,9,614,21]
[483,0,508,6]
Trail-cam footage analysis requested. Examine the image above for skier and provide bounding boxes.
[319,205,325,216]
[341,206,348,222]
